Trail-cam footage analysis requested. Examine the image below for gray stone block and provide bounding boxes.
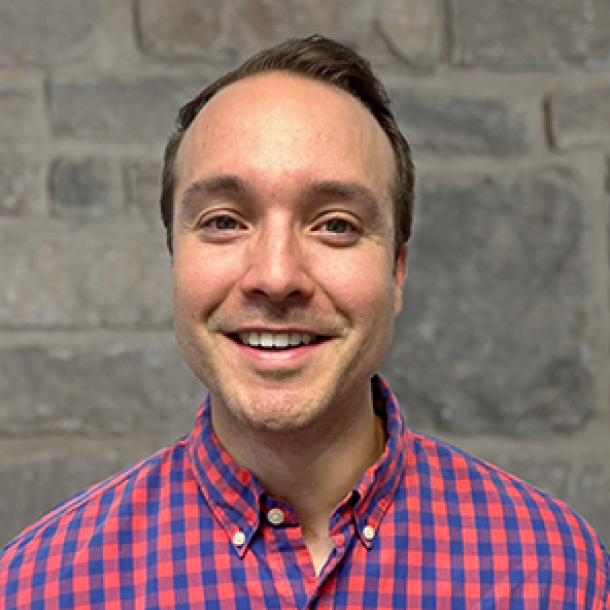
[607,158,610,312]
[0,88,37,213]
[390,88,531,157]
[607,158,610,300]
[124,159,165,227]
[0,88,36,141]
[0,0,105,66]
[49,78,204,142]
[381,167,594,435]
[0,436,183,549]
[0,222,172,329]
[0,335,205,436]
[451,0,610,69]
[548,85,610,150]
[51,157,117,217]
[0,151,31,215]
[135,0,442,67]
[588,0,610,62]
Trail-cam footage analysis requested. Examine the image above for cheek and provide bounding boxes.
[318,251,396,320]
[172,252,236,315]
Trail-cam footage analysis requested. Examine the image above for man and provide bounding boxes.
[1,35,608,609]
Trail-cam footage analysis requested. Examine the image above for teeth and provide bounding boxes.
[274,334,290,348]
[238,332,316,349]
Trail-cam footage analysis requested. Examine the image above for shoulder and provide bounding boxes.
[0,436,192,585]
[406,429,603,541]
[398,429,610,604]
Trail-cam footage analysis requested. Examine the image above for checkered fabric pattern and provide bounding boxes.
[1,376,608,609]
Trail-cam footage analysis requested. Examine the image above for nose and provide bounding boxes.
[240,223,314,304]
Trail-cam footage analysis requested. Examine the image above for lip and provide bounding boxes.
[231,327,325,336]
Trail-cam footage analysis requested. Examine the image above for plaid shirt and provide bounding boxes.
[1,376,608,609]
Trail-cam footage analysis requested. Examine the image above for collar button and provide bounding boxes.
[233,530,246,547]
[267,508,285,526]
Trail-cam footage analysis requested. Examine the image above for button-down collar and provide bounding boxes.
[187,375,408,556]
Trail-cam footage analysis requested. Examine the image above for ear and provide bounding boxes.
[393,245,408,316]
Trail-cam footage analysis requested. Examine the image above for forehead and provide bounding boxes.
[176,72,395,198]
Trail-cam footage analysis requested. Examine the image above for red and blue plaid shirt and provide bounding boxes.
[1,376,608,609]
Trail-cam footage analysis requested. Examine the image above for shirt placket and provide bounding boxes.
[252,497,361,608]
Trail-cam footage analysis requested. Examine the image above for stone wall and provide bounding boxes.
[0,0,608,547]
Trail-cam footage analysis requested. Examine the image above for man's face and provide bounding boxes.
[171,72,407,440]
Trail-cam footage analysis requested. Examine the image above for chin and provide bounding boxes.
[222,385,331,434]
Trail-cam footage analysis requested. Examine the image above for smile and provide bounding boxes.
[237,332,317,350]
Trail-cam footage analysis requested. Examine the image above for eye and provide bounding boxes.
[314,214,361,245]
[322,218,353,234]
[197,213,247,241]
[205,215,241,231]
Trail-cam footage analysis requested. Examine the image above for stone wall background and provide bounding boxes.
[0,0,608,547]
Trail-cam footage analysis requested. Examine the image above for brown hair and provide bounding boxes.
[160,34,414,258]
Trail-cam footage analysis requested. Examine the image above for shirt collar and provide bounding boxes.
[333,375,410,548]
[186,396,263,556]
[187,375,409,554]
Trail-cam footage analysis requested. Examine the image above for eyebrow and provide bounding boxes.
[178,175,385,226]
[178,175,250,225]
[299,179,382,210]
[299,179,385,229]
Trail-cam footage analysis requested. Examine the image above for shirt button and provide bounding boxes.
[232,530,246,548]
[267,508,285,526]
[363,525,376,541]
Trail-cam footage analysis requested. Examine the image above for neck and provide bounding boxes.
[211,392,386,573]
[253,411,385,520]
